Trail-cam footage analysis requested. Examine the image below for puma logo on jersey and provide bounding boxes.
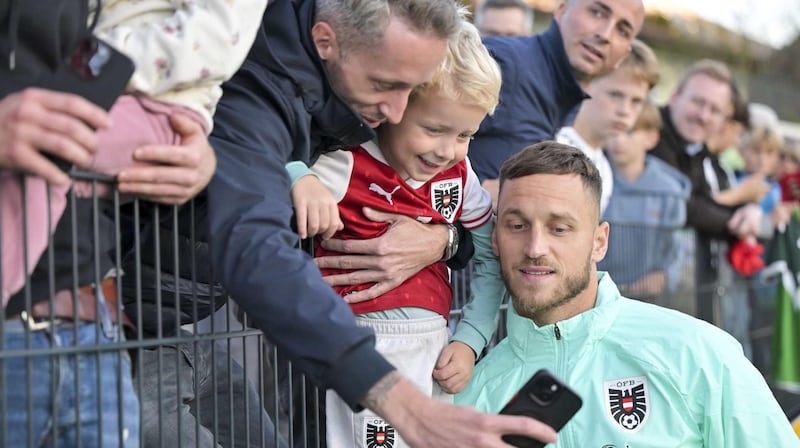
[369,183,401,205]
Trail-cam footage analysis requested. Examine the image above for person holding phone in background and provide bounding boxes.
[0,0,227,444]
[456,141,799,447]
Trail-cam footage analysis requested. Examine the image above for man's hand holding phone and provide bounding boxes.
[499,369,582,447]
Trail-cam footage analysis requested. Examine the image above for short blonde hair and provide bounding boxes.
[633,98,662,132]
[612,39,660,89]
[412,19,502,115]
[741,125,784,155]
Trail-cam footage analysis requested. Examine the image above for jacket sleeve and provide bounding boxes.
[207,67,393,410]
[285,160,317,188]
[95,0,268,98]
[701,340,799,446]
[451,219,503,355]
[451,162,502,354]
[686,192,736,240]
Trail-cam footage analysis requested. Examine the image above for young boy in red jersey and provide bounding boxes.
[287,19,503,447]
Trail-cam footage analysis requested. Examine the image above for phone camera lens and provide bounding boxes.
[531,377,560,404]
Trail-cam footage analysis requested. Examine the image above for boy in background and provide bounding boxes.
[737,124,786,222]
[287,20,503,447]
[556,39,660,214]
[601,99,690,302]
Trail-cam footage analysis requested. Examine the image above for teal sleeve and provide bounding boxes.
[702,339,800,446]
[451,219,505,355]
[285,160,317,188]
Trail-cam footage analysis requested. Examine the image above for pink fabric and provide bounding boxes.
[1,172,69,305]
[74,95,207,197]
[2,95,205,304]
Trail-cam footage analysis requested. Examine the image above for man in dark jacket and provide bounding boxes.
[207,0,558,445]
[650,60,762,323]
[469,0,645,199]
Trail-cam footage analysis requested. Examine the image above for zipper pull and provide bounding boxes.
[554,322,562,340]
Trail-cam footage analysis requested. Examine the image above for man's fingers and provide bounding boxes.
[168,112,204,138]
[25,118,98,164]
[117,181,192,204]
[319,237,384,258]
[493,414,558,444]
[317,265,391,288]
[37,89,111,131]
[118,166,199,187]
[343,281,397,303]
[129,194,187,205]
[131,144,201,167]
[315,252,383,271]
[295,207,309,239]
[437,378,463,395]
[15,146,71,185]
[15,89,107,161]
[362,206,401,223]
[9,116,95,169]
[18,88,111,132]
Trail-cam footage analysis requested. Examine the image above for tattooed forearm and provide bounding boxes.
[362,371,402,411]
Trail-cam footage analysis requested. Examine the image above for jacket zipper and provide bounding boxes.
[554,322,561,340]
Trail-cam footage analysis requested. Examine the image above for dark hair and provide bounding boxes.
[729,84,750,128]
[499,141,603,210]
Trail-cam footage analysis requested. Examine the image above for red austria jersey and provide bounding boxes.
[311,140,493,318]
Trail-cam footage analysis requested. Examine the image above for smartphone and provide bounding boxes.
[47,35,135,111]
[499,369,583,448]
[43,36,135,171]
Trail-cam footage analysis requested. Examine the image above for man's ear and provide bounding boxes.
[553,0,568,22]
[311,21,339,61]
[592,221,609,263]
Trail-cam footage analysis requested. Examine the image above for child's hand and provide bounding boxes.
[290,175,343,239]
[737,174,771,204]
[432,341,476,394]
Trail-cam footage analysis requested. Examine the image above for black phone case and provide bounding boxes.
[42,36,134,171]
[45,36,135,111]
[499,369,583,448]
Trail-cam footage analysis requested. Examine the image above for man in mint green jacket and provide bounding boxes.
[455,141,799,447]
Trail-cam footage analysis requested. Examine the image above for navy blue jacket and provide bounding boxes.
[469,21,587,181]
[207,0,392,410]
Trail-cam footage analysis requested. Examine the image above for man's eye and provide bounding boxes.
[458,133,475,141]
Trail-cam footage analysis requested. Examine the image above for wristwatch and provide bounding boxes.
[441,223,460,261]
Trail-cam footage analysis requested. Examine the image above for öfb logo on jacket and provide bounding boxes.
[604,375,650,433]
[364,417,395,448]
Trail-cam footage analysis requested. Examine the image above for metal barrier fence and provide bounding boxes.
[0,173,793,446]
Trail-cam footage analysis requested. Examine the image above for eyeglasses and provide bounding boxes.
[688,96,727,119]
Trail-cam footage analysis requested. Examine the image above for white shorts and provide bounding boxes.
[325,315,451,448]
